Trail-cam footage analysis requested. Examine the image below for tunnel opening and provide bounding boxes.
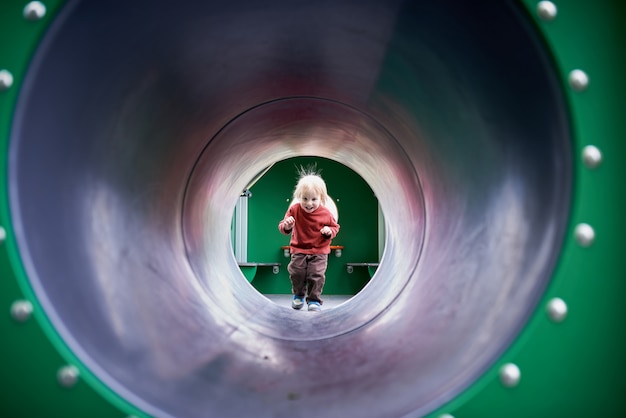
[231,156,384,308]
[8,0,571,417]
[181,96,424,341]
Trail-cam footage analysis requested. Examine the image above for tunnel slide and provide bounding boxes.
[0,0,625,417]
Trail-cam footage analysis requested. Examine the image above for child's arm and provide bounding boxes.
[320,217,340,238]
[278,206,296,235]
[279,216,295,234]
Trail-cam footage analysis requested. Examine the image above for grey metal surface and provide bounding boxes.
[9,0,571,417]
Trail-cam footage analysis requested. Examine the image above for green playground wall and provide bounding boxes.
[240,156,380,295]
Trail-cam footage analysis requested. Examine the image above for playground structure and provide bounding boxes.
[1,1,624,417]
[234,156,381,295]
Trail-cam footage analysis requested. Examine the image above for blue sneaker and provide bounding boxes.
[307,301,321,312]
[292,295,304,310]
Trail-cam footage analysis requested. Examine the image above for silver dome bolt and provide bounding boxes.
[23,1,47,21]
[0,226,6,242]
[582,145,602,168]
[575,223,595,247]
[11,300,33,322]
[499,363,521,388]
[569,69,589,92]
[57,365,80,388]
[546,297,568,322]
[537,1,557,21]
[0,70,14,90]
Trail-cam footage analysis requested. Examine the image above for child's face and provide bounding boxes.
[299,191,321,213]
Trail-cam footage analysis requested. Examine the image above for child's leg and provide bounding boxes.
[305,254,328,304]
[287,253,307,298]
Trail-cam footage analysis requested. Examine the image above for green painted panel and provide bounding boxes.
[239,265,257,282]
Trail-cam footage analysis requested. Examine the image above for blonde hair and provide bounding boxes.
[293,174,328,205]
[291,165,338,220]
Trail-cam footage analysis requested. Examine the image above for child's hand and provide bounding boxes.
[320,226,332,236]
[283,216,295,230]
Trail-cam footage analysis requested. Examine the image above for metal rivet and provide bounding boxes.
[499,363,521,388]
[546,297,568,322]
[57,365,80,387]
[0,70,14,90]
[439,414,455,418]
[23,1,47,21]
[575,223,595,247]
[537,1,557,21]
[569,69,589,92]
[0,226,6,242]
[582,145,602,168]
[11,300,33,322]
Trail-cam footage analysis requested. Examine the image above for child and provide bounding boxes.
[278,169,340,312]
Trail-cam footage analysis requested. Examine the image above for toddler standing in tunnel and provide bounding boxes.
[278,169,340,312]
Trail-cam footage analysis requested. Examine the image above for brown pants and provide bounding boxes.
[287,253,328,304]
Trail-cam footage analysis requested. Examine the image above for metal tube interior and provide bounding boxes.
[9,0,571,417]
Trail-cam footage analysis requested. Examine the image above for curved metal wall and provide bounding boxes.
[0,0,624,417]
